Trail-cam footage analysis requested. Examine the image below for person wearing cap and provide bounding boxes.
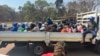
[10,22,18,31]
[0,24,3,31]
[76,23,84,33]
[81,16,98,43]
[18,23,26,32]
[47,16,53,25]
[40,24,46,32]
[66,24,73,33]
[61,25,67,33]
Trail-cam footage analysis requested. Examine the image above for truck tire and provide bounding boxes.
[94,40,100,54]
[32,43,46,56]
[96,43,100,54]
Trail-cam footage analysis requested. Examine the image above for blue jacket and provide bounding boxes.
[47,17,53,25]
[10,22,18,31]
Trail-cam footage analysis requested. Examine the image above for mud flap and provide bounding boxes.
[94,40,100,54]
[0,41,8,48]
[0,41,2,48]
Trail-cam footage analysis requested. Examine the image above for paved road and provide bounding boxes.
[0,44,100,56]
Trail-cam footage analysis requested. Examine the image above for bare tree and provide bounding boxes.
[66,1,78,16]
[92,0,100,10]
[66,0,100,16]
[55,0,66,17]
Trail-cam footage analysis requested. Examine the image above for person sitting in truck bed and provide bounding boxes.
[10,22,18,32]
[81,16,98,43]
[61,25,67,33]
[66,24,73,33]
[40,24,46,32]
[32,22,40,32]
[50,24,58,32]
[57,22,63,32]
[18,23,26,32]
[76,23,84,33]
[61,24,73,33]
[47,16,53,25]
[27,22,36,32]
[0,24,4,31]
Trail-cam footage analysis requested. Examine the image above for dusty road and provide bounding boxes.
[0,43,100,56]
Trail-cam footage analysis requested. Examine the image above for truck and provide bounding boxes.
[0,11,100,56]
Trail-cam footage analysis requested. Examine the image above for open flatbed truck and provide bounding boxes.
[0,11,100,55]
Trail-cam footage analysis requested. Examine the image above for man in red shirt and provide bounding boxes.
[42,41,67,56]
[41,52,53,56]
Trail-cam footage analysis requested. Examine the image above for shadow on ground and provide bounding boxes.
[6,45,100,56]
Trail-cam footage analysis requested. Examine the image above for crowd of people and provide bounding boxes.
[0,17,98,43]
[0,17,87,33]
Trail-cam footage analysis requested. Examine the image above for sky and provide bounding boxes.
[0,0,72,11]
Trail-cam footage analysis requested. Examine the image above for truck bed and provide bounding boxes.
[0,32,92,42]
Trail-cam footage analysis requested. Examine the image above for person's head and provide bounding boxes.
[63,25,67,29]
[30,23,36,29]
[54,41,67,56]
[21,23,25,28]
[38,22,42,28]
[12,22,18,27]
[41,24,46,27]
[67,24,72,28]
[89,16,95,22]
[52,24,57,28]
[0,24,2,28]
[77,23,82,26]
[47,16,53,25]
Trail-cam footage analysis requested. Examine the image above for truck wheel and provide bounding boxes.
[32,43,46,56]
[96,44,100,54]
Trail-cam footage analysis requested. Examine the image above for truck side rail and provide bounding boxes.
[0,32,46,41]
[0,32,93,43]
[49,32,92,42]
